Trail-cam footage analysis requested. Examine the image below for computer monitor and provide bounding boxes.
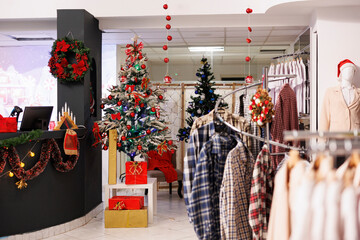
[20,106,53,131]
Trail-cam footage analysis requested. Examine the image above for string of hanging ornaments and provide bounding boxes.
[245,7,253,83]
[163,1,172,84]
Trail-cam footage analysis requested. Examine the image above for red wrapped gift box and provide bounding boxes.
[109,196,145,210]
[125,161,147,185]
[0,115,17,133]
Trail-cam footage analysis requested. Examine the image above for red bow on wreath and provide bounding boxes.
[125,85,135,92]
[111,112,121,120]
[129,162,143,175]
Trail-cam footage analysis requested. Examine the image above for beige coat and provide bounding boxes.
[320,86,360,131]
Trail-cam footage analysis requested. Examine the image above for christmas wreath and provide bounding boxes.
[249,87,274,127]
[48,37,91,83]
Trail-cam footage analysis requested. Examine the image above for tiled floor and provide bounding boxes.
[45,191,197,240]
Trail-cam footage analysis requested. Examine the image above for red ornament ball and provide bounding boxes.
[134,77,138,82]
[137,145,142,150]
[117,101,122,106]
[141,64,146,69]
[163,4,168,9]
[140,103,145,108]
[117,142,122,148]
[146,129,151,135]
[166,24,171,30]
[121,136,126,141]
[166,15,171,21]
[248,27,252,32]
[170,149,175,154]
[126,125,131,130]
[151,107,156,112]
[265,100,269,105]
[103,145,108,150]
[130,112,135,118]
[163,45,168,51]
[164,75,172,84]
[245,56,251,62]
[246,38,252,43]
[167,35,172,41]
[246,8,253,14]
[100,104,105,109]
[138,55,143,60]
[164,58,169,63]
[158,95,164,100]
[108,95,113,100]
[168,140,173,145]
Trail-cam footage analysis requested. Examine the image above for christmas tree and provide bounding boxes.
[177,57,227,142]
[98,36,175,160]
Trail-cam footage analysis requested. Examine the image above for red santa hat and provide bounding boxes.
[338,59,356,78]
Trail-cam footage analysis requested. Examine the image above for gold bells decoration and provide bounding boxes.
[249,87,274,127]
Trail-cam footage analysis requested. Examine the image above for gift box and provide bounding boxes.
[0,115,17,133]
[109,196,144,210]
[125,161,147,185]
[104,207,148,228]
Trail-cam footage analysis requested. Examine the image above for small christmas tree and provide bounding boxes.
[177,57,227,142]
[98,36,175,160]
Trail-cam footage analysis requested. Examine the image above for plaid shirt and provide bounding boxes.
[183,122,215,222]
[220,141,255,239]
[249,145,274,240]
[188,133,238,240]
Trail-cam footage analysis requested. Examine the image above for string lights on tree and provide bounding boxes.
[245,7,254,83]
[163,1,172,83]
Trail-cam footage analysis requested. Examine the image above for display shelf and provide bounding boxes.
[0,127,86,140]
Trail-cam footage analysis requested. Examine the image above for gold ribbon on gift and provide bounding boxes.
[113,201,126,210]
[129,162,143,175]
[157,140,168,156]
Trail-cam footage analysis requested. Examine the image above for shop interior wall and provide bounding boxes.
[310,6,360,131]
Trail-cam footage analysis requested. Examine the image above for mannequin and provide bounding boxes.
[320,59,359,131]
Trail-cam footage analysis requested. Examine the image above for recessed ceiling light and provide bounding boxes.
[188,46,224,52]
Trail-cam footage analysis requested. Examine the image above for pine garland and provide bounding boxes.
[0,130,43,148]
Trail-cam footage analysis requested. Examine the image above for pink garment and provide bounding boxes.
[270,84,299,167]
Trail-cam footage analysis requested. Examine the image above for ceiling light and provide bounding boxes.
[188,46,224,52]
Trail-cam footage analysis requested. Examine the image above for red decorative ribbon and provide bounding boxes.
[129,162,143,175]
[92,122,102,147]
[141,78,150,90]
[113,201,126,210]
[125,85,135,92]
[111,112,121,120]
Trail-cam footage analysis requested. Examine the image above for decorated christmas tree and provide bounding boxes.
[97,36,175,160]
[177,57,227,142]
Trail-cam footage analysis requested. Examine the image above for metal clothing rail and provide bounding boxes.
[284,130,360,141]
[214,68,304,152]
[271,50,310,60]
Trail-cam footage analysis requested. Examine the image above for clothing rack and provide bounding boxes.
[214,67,304,152]
[283,130,360,141]
[271,50,310,60]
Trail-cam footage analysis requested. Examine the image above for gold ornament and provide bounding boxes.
[29,151,35,157]
[16,179,28,189]
[8,172,14,177]
[20,162,25,168]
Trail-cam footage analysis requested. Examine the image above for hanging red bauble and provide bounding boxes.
[246,38,252,43]
[164,75,172,84]
[170,149,175,154]
[248,27,252,32]
[167,35,172,41]
[245,56,251,62]
[130,112,135,118]
[246,8,253,14]
[126,125,131,130]
[158,95,164,100]
[163,45,168,50]
[117,142,122,148]
[138,55,143,60]
[134,77,138,83]
[163,4,168,9]
[141,64,146,69]
[108,95,113,100]
[168,140,173,145]
[117,101,122,106]
[164,58,169,63]
[121,136,126,141]
[246,75,254,83]
[121,76,127,82]
[166,24,171,30]
[100,104,105,109]
[103,145,108,150]
[151,107,156,112]
[265,100,269,105]
[121,67,124,71]
[166,15,171,21]
[140,103,145,108]
[146,129,151,135]
[137,145,142,150]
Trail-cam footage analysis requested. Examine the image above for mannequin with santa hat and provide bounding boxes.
[320,59,359,131]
